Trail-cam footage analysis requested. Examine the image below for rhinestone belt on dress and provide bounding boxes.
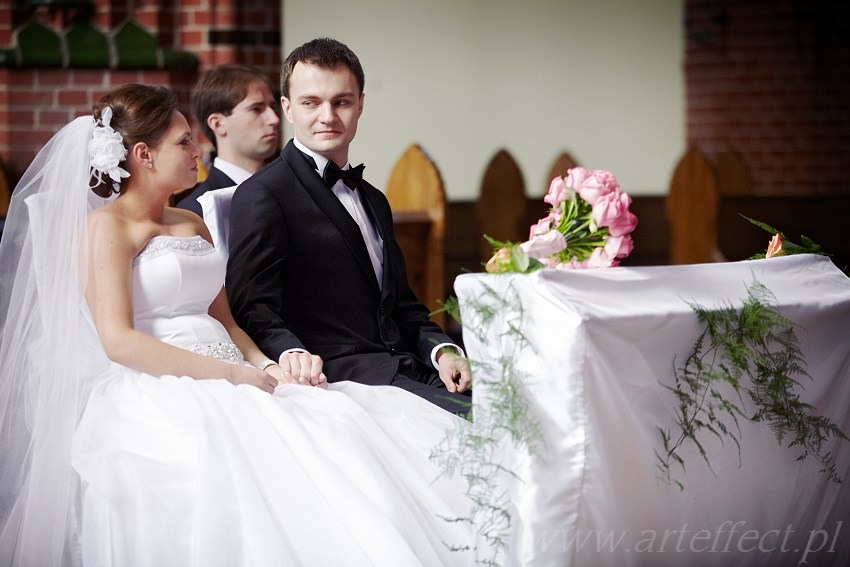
[189,342,244,364]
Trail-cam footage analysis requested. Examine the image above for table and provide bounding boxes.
[453,255,850,566]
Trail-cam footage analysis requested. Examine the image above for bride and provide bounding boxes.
[0,84,472,566]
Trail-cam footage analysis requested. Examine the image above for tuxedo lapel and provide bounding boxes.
[205,167,236,190]
[281,142,381,290]
[357,187,396,298]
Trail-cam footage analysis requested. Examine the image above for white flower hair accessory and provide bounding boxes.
[89,107,130,193]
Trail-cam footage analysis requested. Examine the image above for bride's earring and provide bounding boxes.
[133,143,154,171]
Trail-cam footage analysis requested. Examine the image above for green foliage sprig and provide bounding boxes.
[741,215,829,259]
[431,281,541,565]
[431,295,463,326]
[482,235,543,274]
[657,281,848,489]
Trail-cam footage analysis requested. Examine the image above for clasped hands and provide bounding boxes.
[253,349,470,394]
[267,351,328,389]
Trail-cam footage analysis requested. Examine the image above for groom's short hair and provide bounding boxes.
[191,64,276,149]
[280,38,365,99]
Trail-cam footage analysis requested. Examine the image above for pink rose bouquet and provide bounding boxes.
[486,167,638,273]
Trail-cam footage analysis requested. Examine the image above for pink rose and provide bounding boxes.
[565,167,591,190]
[544,176,570,207]
[520,230,567,259]
[584,247,617,268]
[529,213,554,239]
[558,257,588,269]
[765,234,784,258]
[550,204,564,225]
[485,247,512,273]
[567,167,619,206]
[604,234,634,259]
[592,191,637,237]
[558,247,617,270]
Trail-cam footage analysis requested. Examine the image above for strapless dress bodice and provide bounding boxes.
[132,235,235,358]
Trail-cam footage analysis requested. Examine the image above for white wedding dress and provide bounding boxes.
[71,235,472,566]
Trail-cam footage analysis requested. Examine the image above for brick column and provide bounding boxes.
[684,0,850,195]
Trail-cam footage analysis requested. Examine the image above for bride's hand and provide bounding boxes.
[225,365,278,394]
[263,363,299,385]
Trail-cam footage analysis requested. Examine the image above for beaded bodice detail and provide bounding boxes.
[132,235,243,363]
[135,234,214,262]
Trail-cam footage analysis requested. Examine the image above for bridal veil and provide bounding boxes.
[0,116,114,566]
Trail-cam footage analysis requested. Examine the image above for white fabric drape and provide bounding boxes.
[197,185,237,255]
[455,255,850,566]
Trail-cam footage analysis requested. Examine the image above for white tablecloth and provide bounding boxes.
[454,255,850,566]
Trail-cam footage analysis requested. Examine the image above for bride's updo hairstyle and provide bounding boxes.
[90,84,178,197]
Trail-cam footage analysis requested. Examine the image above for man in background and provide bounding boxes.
[176,64,280,216]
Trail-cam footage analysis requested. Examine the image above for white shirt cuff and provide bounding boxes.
[279,348,309,365]
[430,343,465,368]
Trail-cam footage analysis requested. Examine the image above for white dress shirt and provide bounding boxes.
[211,157,254,186]
[293,139,384,288]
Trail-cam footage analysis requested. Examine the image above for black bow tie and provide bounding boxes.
[323,161,365,190]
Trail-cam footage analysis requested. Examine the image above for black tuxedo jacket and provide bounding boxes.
[176,167,236,218]
[226,140,453,385]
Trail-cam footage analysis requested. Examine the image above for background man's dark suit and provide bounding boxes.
[176,166,235,217]
[226,140,466,411]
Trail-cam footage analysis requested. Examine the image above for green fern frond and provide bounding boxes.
[658,281,847,488]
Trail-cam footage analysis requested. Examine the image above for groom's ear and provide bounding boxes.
[281,97,294,124]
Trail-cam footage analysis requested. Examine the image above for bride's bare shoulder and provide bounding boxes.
[87,207,151,254]
[87,205,124,235]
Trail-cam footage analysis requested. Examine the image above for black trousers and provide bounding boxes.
[392,356,472,416]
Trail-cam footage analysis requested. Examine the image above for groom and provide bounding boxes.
[226,38,471,412]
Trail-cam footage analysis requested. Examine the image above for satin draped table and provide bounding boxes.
[454,255,850,567]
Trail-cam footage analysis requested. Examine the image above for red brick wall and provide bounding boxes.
[0,5,11,47]
[0,0,281,184]
[181,0,281,71]
[0,69,194,178]
[685,0,850,195]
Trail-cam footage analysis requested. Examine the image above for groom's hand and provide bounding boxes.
[436,350,471,393]
[279,351,328,388]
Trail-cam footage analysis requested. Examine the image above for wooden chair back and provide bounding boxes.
[476,149,527,263]
[665,147,723,264]
[545,151,579,187]
[386,144,446,325]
